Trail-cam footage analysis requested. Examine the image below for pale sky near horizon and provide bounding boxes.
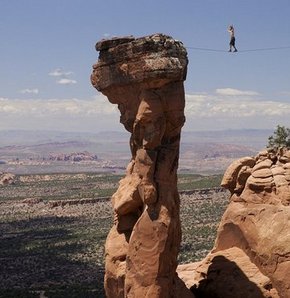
[1,0,290,133]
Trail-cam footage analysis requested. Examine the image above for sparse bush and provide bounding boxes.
[267,125,290,149]
[0,172,229,296]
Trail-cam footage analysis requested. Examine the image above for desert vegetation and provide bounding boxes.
[0,172,228,297]
[267,125,290,149]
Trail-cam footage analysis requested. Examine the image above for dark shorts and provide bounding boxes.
[230,36,235,46]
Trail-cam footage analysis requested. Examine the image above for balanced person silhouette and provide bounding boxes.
[228,25,238,52]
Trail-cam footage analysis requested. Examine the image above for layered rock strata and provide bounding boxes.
[178,148,290,298]
[91,34,191,297]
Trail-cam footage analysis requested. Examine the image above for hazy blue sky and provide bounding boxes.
[1,0,290,132]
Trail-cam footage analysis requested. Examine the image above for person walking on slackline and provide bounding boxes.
[228,25,238,52]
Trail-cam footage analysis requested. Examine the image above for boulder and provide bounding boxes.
[0,172,16,185]
[178,247,279,298]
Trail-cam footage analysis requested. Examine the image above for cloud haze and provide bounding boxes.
[48,68,77,86]
[215,88,260,97]
[20,88,39,94]
[57,78,77,85]
[49,69,74,77]
[185,89,290,118]
[0,88,289,132]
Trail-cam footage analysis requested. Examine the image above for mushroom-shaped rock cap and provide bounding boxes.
[91,33,188,92]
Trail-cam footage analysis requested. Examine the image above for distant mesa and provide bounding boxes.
[47,151,98,162]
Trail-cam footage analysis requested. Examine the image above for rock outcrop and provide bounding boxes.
[91,34,191,297]
[178,148,290,298]
[0,172,16,186]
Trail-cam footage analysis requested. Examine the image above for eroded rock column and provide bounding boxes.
[91,34,189,297]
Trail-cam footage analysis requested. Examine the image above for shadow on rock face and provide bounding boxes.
[191,255,264,298]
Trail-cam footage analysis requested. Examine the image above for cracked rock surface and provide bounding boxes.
[91,34,191,298]
[178,148,290,298]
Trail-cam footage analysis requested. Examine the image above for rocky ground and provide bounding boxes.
[0,186,228,298]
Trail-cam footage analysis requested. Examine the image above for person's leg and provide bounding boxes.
[229,37,234,52]
[233,37,237,52]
